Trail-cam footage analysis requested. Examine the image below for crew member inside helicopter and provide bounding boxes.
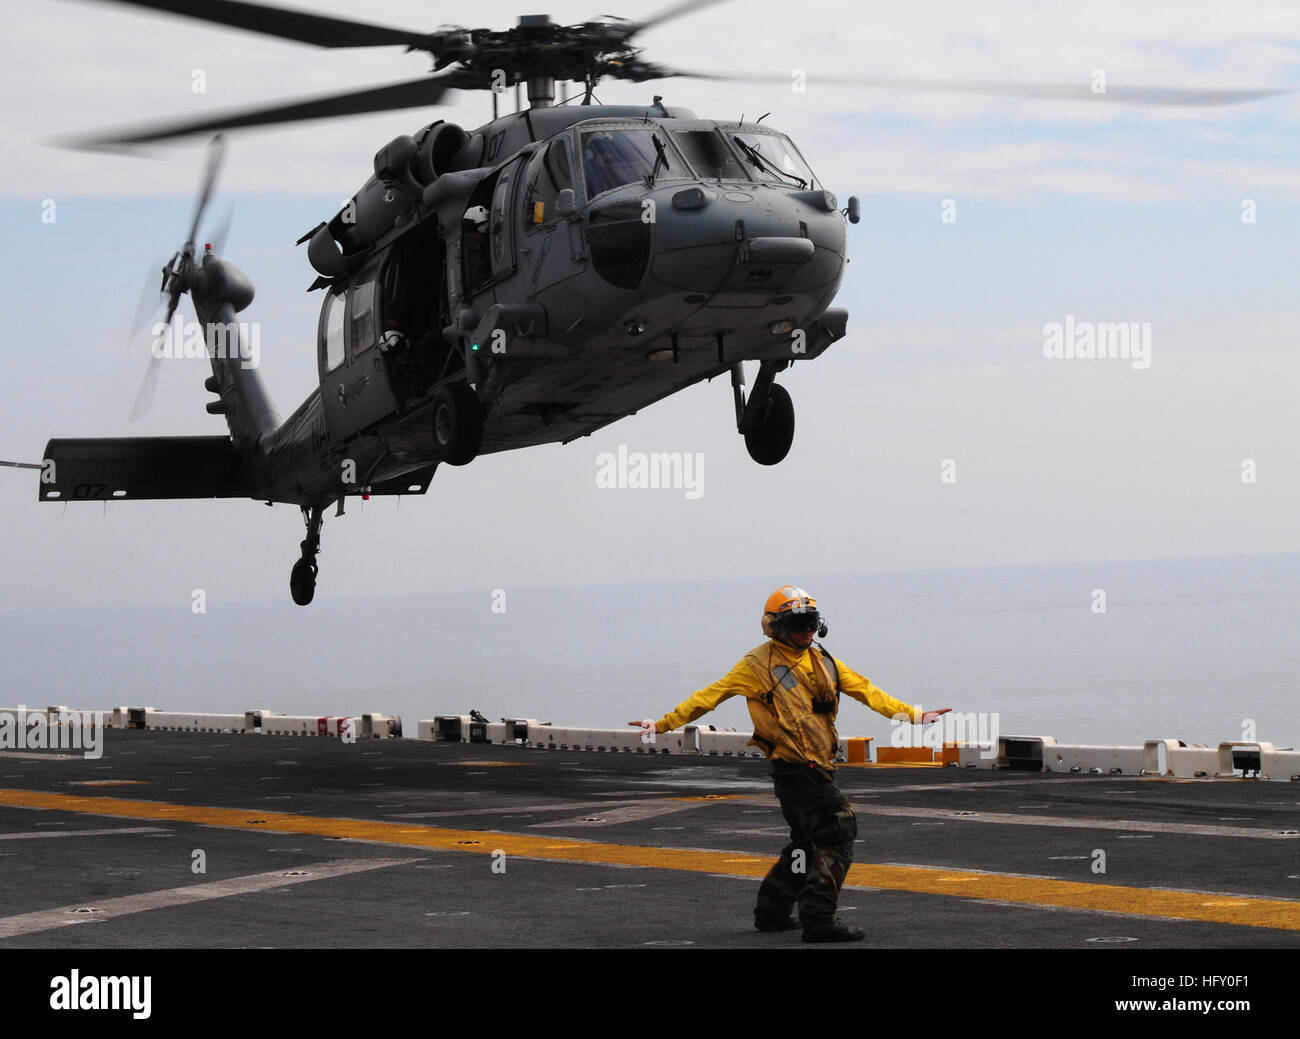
[462,204,493,295]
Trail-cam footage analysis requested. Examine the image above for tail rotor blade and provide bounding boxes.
[186,134,226,246]
[129,355,165,423]
[126,256,169,352]
[206,204,234,258]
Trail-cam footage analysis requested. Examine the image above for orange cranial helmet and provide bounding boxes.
[761,585,826,639]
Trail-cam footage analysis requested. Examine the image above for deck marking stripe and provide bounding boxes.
[2,788,1298,932]
[0,857,416,939]
[0,827,166,840]
[388,800,641,819]
[850,803,1300,840]
[531,802,718,828]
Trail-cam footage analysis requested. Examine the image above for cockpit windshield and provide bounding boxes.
[670,130,749,181]
[581,129,681,198]
[730,133,817,190]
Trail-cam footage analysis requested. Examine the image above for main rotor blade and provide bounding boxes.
[627,0,734,35]
[70,76,458,147]
[670,68,1294,106]
[186,135,226,246]
[85,0,432,49]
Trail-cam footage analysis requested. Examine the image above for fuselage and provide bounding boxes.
[225,103,852,506]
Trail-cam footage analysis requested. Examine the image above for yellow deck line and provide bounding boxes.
[3,788,1297,931]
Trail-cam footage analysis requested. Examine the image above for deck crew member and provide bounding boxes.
[631,585,951,942]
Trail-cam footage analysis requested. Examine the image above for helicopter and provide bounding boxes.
[34,0,1293,606]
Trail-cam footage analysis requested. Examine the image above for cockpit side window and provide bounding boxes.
[523,138,574,228]
[323,288,346,372]
[730,133,818,190]
[350,274,377,356]
[671,130,749,181]
[581,130,680,199]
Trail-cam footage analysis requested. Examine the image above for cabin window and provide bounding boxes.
[580,130,680,199]
[324,289,346,372]
[729,132,817,190]
[523,138,574,228]
[350,276,377,356]
[671,130,748,181]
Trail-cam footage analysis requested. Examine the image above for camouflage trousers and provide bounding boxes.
[754,760,857,927]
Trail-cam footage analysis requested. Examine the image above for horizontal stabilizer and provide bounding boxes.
[40,436,248,502]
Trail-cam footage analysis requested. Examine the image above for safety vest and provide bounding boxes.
[741,640,842,768]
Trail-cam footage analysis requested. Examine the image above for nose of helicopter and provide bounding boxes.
[643,183,846,301]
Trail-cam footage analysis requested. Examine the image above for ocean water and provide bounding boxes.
[1,553,1296,751]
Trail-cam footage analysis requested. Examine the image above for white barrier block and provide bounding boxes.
[1216,742,1279,778]
[143,712,247,733]
[361,714,401,739]
[416,719,438,741]
[695,730,762,757]
[1260,748,1300,782]
[606,728,648,752]
[1166,744,1219,779]
[258,715,317,735]
[1142,739,1179,775]
[483,722,509,744]
[245,710,278,731]
[126,707,161,730]
[647,728,693,754]
[1042,743,1145,775]
[956,741,998,767]
[502,719,538,744]
[542,726,605,750]
[433,715,474,741]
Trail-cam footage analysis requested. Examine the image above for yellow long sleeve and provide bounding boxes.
[657,658,763,732]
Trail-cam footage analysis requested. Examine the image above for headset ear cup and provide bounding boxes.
[817,622,828,638]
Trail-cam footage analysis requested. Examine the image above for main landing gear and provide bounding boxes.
[290,503,324,606]
[432,381,483,466]
[733,361,795,466]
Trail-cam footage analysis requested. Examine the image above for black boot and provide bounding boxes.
[754,910,800,932]
[801,918,865,943]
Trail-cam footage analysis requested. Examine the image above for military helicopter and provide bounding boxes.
[35,0,1292,605]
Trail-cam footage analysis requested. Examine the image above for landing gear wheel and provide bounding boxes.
[290,557,318,606]
[744,382,795,465]
[290,503,324,606]
[433,381,483,466]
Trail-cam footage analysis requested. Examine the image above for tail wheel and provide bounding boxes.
[744,383,795,466]
[433,381,483,466]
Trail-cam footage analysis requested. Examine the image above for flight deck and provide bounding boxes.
[1,728,1297,952]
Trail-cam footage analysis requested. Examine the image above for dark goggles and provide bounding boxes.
[781,611,821,633]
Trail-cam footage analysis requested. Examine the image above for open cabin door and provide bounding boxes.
[319,255,401,441]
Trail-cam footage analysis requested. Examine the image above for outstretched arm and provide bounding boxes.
[628,658,757,734]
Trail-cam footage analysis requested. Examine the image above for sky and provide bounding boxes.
[2,0,1300,611]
